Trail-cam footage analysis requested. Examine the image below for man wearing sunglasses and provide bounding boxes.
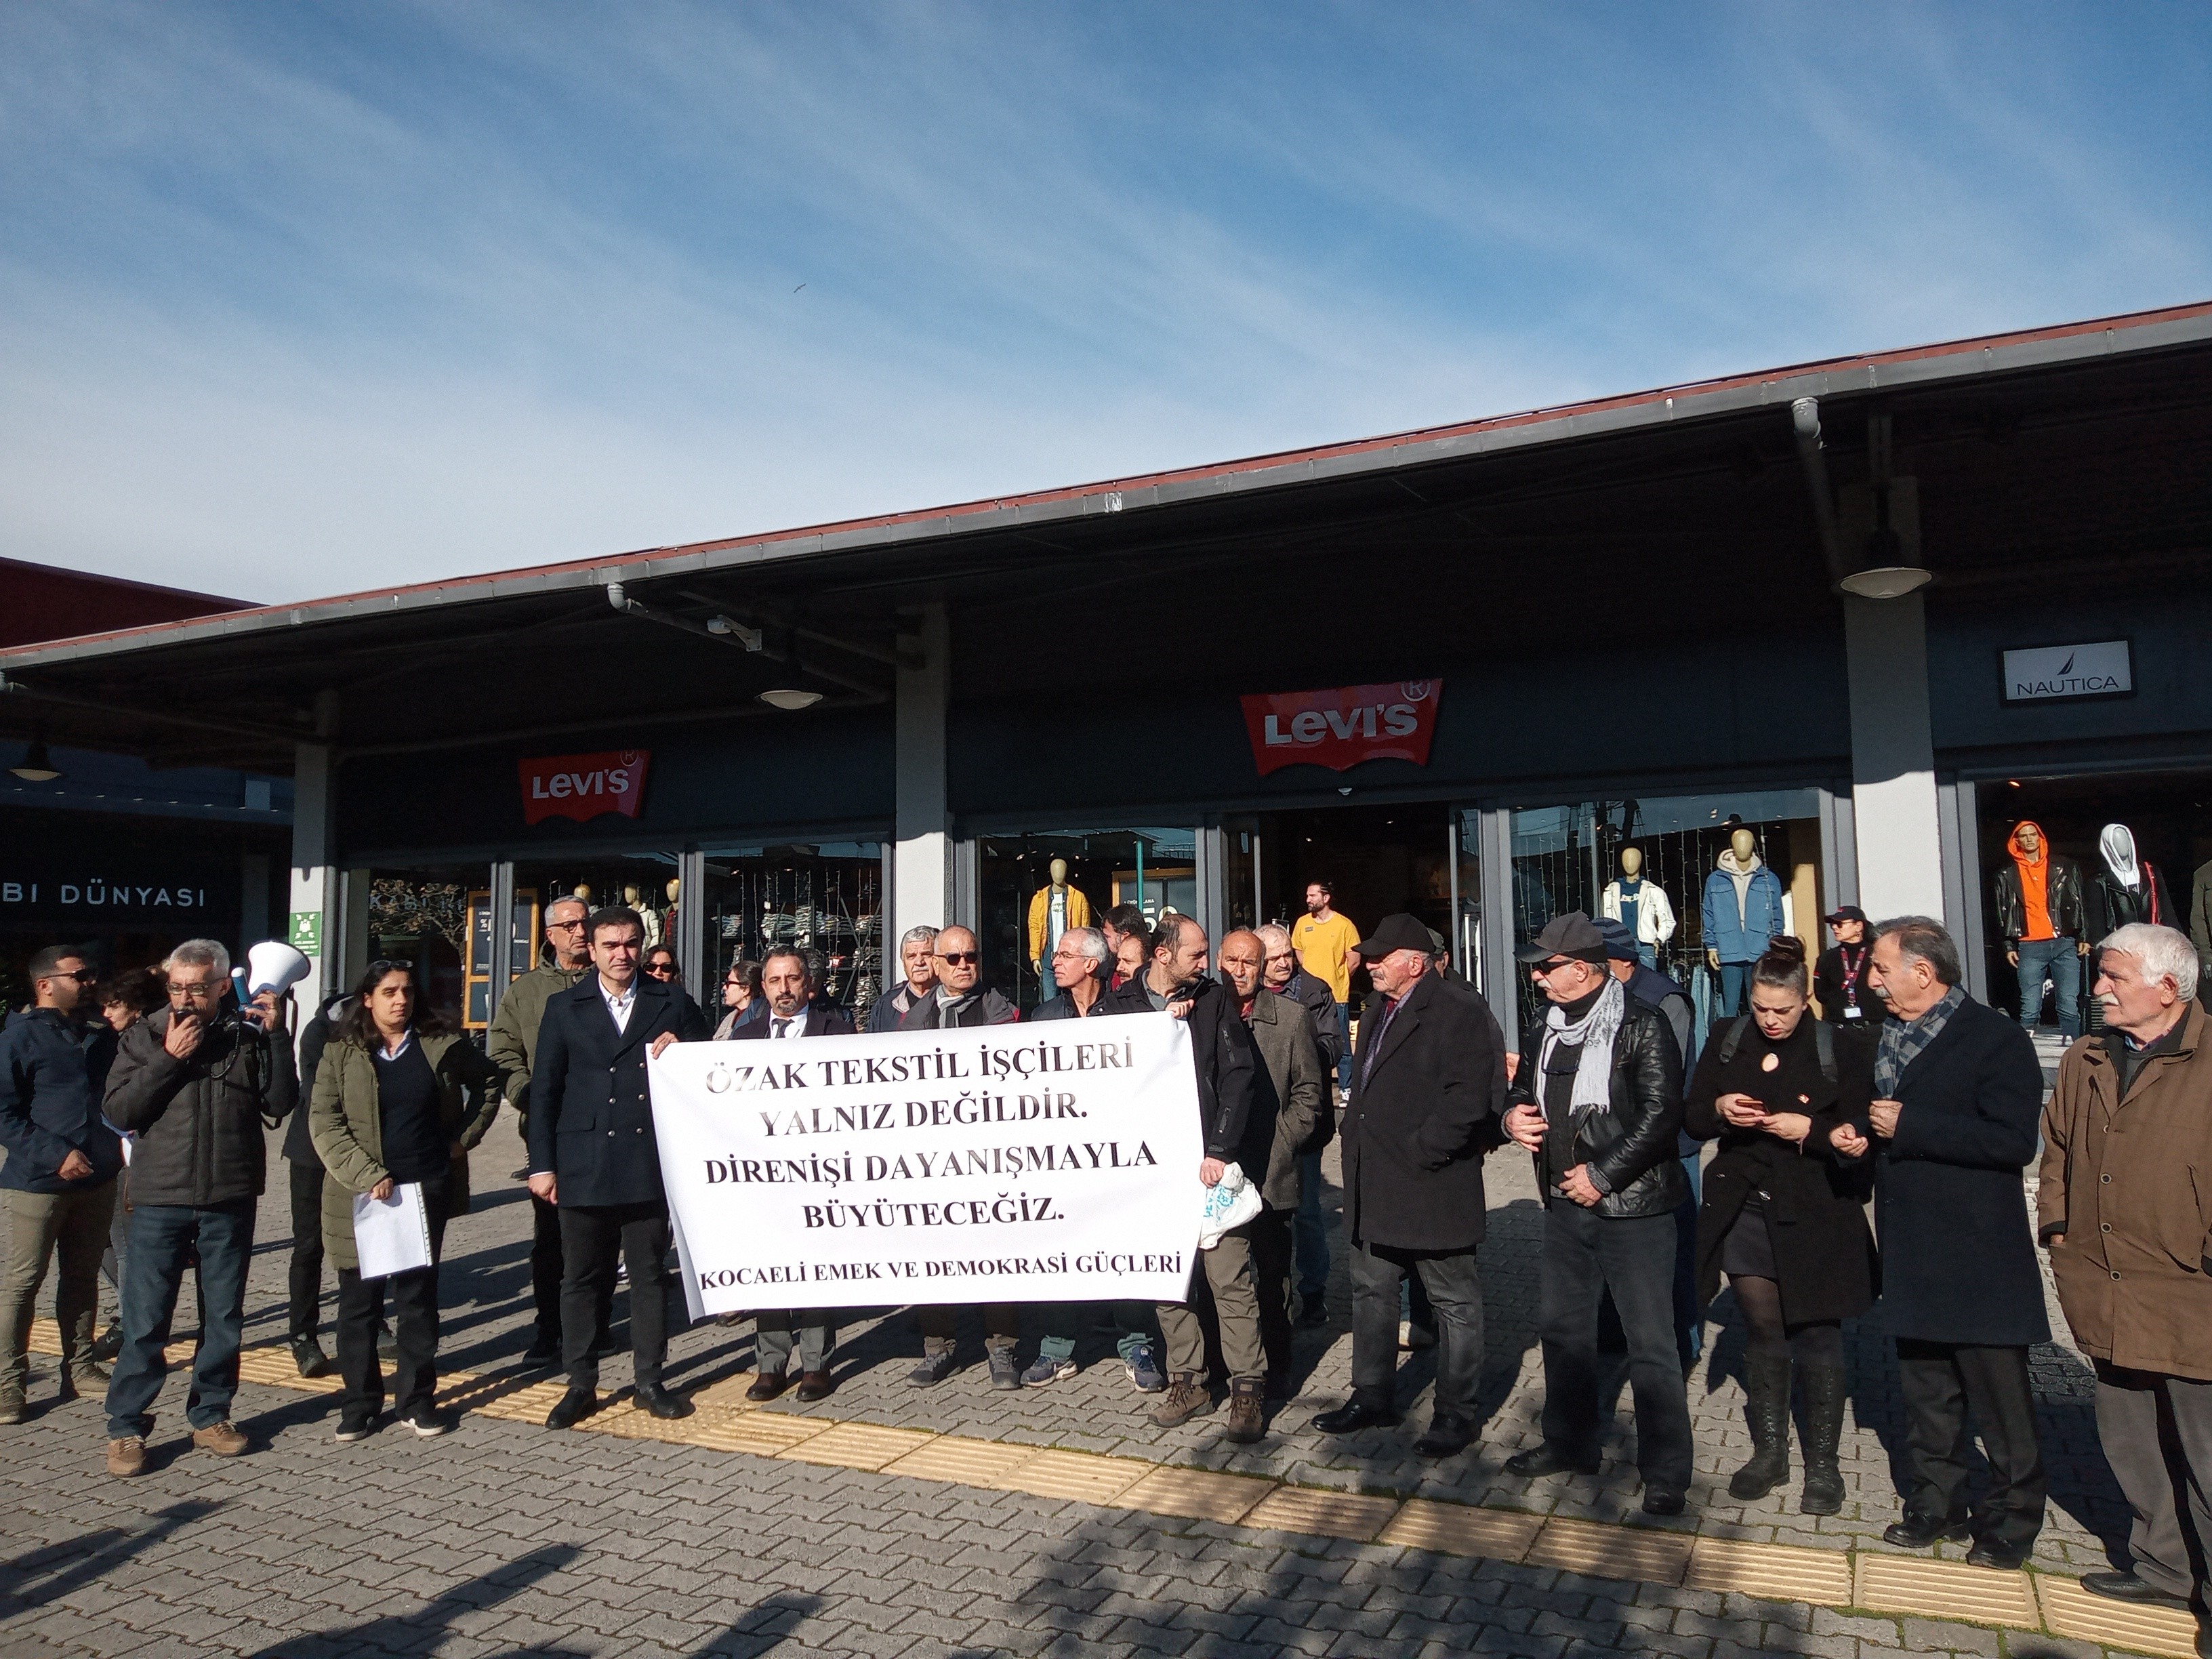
[0,946,124,1424]
[899,925,1022,1387]
[487,896,594,1367]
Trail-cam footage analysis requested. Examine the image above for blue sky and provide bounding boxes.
[3,3,2207,602]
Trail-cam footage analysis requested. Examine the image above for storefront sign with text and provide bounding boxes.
[2001,640,2133,704]
[1240,680,1441,775]
[518,750,651,825]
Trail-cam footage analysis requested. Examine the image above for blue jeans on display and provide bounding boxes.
[105,1199,256,1439]
[1717,962,1751,1017]
[1333,1002,1352,1094]
[1294,1150,1330,1300]
[2015,937,2083,1037]
[1637,943,1658,971]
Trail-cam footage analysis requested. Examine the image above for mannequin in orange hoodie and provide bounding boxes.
[1991,821,2089,1037]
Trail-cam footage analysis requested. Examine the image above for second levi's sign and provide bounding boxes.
[518,750,651,825]
[1240,680,1441,775]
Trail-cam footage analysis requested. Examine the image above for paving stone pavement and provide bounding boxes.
[0,1119,2155,1658]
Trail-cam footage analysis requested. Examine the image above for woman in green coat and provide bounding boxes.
[309,962,504,1441]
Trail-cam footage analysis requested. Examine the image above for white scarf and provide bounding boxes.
[1540,974,1625,1120]
[2101,823,2141,890]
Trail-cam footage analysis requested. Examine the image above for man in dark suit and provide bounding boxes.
[1310,914,1506,1458]
[1831,916,2048,1568]
[725,947,852,1404]
[526,905,710,1428]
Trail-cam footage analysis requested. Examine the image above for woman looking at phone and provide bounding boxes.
[1685,934,1877,1517]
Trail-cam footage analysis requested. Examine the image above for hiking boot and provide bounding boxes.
[1150,1373,1214,1428]
[106,1435,147,1477]
[0,1393,24,1427]
[1223,1378,1266,1445]
[291,1338,334,1379]
[192,1421,248,1457]
[987,1348,1021,1391]
[906,1351,956,1388]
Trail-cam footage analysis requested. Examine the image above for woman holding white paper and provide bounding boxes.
[309,963,504,1442]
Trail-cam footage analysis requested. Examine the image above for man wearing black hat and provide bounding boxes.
[1310,914,1507,1458]
[1815,907,1875,1029]
[1502,912,1694,1513]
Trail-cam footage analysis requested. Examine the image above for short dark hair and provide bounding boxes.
[102,967,164,1016]
[726,957,761,992]
[26,945,81,985]
[1306,880,1334,897]
[587,905,645,944]
[760,947,811,983]
[1104,903,1147,938]
[1874,915,1963,987]
[1152,912,1203,954]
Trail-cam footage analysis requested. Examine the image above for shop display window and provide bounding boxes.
[977,827,1195,1010]
[509,852,683,994]
[697,843,882,1026]
[364,863,491,1031]
[1507,790,1824,1040]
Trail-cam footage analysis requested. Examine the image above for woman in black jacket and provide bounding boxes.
[1685,935,1877,1515]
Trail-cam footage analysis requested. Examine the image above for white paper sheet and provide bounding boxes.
[352,1183,432,1279]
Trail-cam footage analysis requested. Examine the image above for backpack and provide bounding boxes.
[1716,1014,1836,1083]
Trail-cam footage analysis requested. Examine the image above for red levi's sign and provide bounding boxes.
[519,750,651,825]
[1240,681,1441,776]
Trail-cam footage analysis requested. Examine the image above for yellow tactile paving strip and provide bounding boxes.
[26,1322,2184,1656]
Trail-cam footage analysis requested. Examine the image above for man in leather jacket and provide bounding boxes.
[1502,912,1694,1515]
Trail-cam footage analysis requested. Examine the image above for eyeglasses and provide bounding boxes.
[167,980,222,998]
[935,951,979,966]
[547,919,586,933]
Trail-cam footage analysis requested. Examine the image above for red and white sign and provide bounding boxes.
[519,750,651,825]
[1239,681,1441,776]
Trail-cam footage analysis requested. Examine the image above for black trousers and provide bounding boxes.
[529,1191,565,1342]
[334,1176,449,1420]
[1538,1204,1693,1490]
[559,1201,670,1391]
[1350,1239,1485,1425]
[1896,1338,2046,1549]
[1250,1205,1296,1377]
[287,1161,325,1344]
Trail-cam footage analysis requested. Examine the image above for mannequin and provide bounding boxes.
[624,882,664,949]
[1026,857,1094,975]
[663,877,681,947]
[571,883,594,905]
[2088,825,2176,1033]
[1599,846,1677,971]
[1702,825,1787,1015]
[1991,819,2087,1038]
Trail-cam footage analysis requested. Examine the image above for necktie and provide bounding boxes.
[773,1018,791,1039]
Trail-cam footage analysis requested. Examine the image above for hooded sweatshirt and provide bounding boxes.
[2009,821,2055,942]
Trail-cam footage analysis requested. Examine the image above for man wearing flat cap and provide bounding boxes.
[1502,912,1695,1514]
[1310,914,1507,1458]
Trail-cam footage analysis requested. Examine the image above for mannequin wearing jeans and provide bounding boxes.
[1704,827,1787,1016]
[1992,821,2088,1038]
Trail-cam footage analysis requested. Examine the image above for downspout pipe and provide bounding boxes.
[1790,397,1850,588]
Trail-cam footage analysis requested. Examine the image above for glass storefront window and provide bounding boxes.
[978,826,1195,1011]
[510,853,684,996]
[364,862,491,1032]
[1453,809,1484,998]
[696,843,883,1027]
[1508,790,1824,1040]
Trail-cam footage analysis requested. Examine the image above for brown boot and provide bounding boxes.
[745,1370,789,1402]
[1224,1378,1266,1445]
[192,1421,248,1457]
[1150,1372,1215,1428]
[106,1436,146,1477]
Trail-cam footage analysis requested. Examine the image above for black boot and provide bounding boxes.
[1797,1362,1847,1515]
[1727,1352,1793,1502]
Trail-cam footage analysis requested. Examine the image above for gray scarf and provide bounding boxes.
[1540,975,1625,1120]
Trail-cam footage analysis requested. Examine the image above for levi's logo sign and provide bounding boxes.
[1239,682,1441,775]
[519,750,650,825]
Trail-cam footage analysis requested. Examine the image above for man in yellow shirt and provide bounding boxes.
[1291,882,1361,1097]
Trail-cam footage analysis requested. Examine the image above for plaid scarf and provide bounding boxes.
[1875,984,1965,1095]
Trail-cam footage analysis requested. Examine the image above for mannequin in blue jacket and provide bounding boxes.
[1703,826,1788,1016]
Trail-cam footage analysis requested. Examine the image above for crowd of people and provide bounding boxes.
[5,889,2212,1646]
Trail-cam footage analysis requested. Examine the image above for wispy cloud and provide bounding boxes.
[0,1,2205,601]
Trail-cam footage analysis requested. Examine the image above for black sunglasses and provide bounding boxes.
[936,951,979,966]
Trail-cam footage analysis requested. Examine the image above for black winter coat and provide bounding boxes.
[1511,1001,1686,1218]
[1685,1015,1878,1324]
[1103,973,1256,1161]
[723,1007,855,1040]
[1850,995,2049,1347]
[106,1004,298,1208]
[526,976,711,1209]
[1339,972,1506,1252]
[1813,945,1875,1028]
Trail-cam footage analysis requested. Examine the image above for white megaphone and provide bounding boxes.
[243,941,312,998]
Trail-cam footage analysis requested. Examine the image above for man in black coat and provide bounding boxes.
[1830,916,2048,1568]
[1309,914,1505,1458]
[724,947,852,1405]
[1260,922,1341,1328]
[1501,913,1694,1515]
[526,906,710,1428]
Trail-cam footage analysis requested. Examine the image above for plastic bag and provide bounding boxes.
[1197,1162,1263,1250]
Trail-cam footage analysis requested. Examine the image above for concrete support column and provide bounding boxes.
[1844,593,1948,924]
[287,743,340,1004]
[893,605,953,941]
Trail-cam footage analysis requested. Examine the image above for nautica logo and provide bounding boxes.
[2055,652,2074,676]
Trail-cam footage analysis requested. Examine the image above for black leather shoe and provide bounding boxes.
[794,1370,836,1403]
[746,1370,790,1402]
[2079,1571,2190,1610]
[1965,1537,2030,1571]
[1412,1417,1474,1459]
[522,1332,562,1368]
[634,1383,693,1420]
[1298,1292,1330,1328]
[1882,1514,1973,1549]
[1642,1488,1687,1517]
[1311,1395,1399,1435]
[1505,1445,1601,1479]
[546,1387,597,1430]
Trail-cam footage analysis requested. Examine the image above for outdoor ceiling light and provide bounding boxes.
[756,688,823,711]
[9,736,60,781]
[1837,565,1933,600]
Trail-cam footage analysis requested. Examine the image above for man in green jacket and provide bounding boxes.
[486,895,590,1366]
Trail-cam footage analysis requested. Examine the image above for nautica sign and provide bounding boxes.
[2001,640,2132,704]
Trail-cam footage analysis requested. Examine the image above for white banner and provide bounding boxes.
[649,1012,1204,1312]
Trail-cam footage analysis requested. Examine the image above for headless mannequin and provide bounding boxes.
[1704,826,1789,1018]
[1027,857,1092,976]
[625,882,664,949]
[1602,846,1676,971]
[1707,828,1762,973]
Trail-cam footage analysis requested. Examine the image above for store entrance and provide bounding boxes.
[1973,769,2212,1032]
[1227,803,1456,942]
